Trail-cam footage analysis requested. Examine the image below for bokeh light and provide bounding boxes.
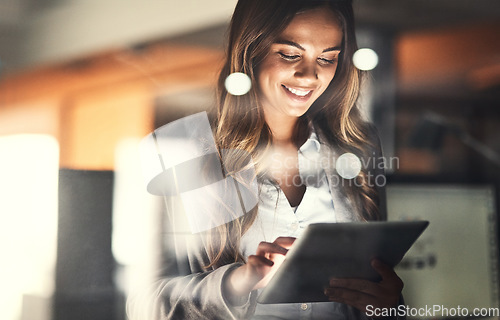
[336,152,362,179]
[352,48,379,71]
[224,72,252,96]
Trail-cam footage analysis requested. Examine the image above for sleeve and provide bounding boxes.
[127,263,258,320]
[126,198,258,320]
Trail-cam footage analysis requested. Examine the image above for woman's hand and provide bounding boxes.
[225,237,295,298]
[324,259,404,315]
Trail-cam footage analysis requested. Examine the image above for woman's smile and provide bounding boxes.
[257,7,343,120]
[282,84,314,102]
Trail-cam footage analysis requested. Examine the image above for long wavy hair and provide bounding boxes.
[205,0,381,269]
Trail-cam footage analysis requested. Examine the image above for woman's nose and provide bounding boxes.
[294,60,318,82]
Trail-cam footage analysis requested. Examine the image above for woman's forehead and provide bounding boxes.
[278,8,343,48]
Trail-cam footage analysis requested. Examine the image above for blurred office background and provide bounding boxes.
[0,0,499,319]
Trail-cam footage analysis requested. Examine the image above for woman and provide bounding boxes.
[129,0,403,319]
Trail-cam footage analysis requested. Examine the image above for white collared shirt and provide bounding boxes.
[240,131,348,319]
[240,130,336,257]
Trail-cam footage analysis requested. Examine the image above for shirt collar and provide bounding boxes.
[298,127,321,154]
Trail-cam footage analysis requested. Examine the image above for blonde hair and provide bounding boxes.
[205,0,380,269]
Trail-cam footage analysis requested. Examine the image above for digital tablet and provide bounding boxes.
[257,220,429,304]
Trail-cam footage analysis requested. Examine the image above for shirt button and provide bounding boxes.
[301,303,308,310]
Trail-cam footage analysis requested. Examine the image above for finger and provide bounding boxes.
[273,236,296,249]
[324,287,375,312]
[255,241,288,256]
[371,259,404,290]
[329,278,380,296]
[247,254,274,267]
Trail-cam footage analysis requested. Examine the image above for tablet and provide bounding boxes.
[257,220,429,304]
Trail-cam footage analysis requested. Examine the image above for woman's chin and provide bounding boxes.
[286,106,311,118]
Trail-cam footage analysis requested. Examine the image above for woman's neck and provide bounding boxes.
[264,112,297,146]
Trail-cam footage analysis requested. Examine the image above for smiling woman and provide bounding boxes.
[128,1,403,319]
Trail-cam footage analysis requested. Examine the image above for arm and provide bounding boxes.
[126,200,257,320]
[126,191,294,320]
[127,262,256,320]
[127,235,295,320]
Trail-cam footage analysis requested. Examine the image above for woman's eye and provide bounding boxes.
[278,52,300,61]
[318,57,337,65]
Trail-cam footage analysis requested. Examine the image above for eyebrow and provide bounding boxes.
[274,39,342,53]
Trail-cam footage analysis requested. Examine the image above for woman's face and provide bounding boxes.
[257,8,343,120]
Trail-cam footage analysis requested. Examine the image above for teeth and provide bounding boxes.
[285,86,311,97]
